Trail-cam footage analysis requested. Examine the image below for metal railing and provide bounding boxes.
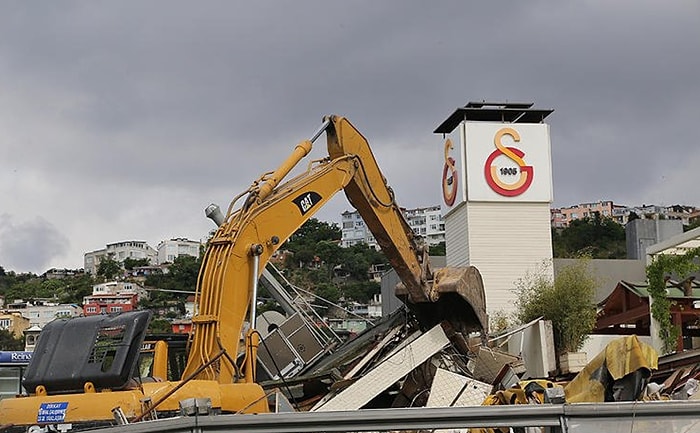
[88,401,700,433]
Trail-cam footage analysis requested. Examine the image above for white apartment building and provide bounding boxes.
[404,205,445,246]
[157,238,201,264]
[84,241,157,274]
[340,205,445,250]
[89,281,149,300]
[7,302,82,328]
[340,210,375,248]
[25,304,82,328]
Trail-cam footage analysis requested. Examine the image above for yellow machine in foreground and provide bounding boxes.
[0,116,487,432]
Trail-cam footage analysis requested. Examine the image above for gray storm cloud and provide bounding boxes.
[0,1,698,273]
[0,214,70,274]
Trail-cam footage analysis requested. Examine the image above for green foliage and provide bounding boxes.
[315,283,342,304]
[278,217,387,304]
[148,318,172,334]
[343,280,380,304]
[0,268,96,306]
[684,219,700,232]
[58,274,97,304]
[552,213,626,259]
[167,256,200,291]
[97,256,122,281]
[429,242,446,256]
[515,258,597,353]
[0,329,24,351]
[646,247,700,354]
[143,255,201,310]
[283,219,342,270]
[285,218,341,252]
[123,257,150,270]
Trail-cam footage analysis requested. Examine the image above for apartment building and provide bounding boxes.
[84,241,157,274]
[82,281,148,316]
[4,301,82,328]
[0,313,30,339]
[404,205,445,246]
[157,238,201,264]
[550,200,618,228]
[551,201,700,228]
[340,205,445,250]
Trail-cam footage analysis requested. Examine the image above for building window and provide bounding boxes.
[0,319,10,329]
[111,306,123,313]
[86,307,97,313]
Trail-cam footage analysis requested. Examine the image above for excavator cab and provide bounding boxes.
[23,311,151,395]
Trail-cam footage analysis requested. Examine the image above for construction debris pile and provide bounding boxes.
[257,269,700,415]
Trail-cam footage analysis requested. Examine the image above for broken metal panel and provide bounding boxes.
[426,368,491,408]
[258,313,326,380]
[343,325,402,380]
[505,319,557,379]
[313,323,450,412]
[470,347,524,384]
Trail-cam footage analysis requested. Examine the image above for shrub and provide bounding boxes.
[515,258,597,354]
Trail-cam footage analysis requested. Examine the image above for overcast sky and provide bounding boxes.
[1,1,698,274]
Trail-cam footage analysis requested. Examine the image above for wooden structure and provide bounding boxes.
[594,278,700,352]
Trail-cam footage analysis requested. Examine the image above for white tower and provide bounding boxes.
[434,102,555,316]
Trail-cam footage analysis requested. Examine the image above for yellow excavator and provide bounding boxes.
[0,115,487,431]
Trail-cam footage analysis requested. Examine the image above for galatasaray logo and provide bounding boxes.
[442,139,458,206]
[484,127,533,197]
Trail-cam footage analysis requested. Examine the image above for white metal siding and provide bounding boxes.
[467,202,553,315]
[446,201,553,315]
[445,203,469,267]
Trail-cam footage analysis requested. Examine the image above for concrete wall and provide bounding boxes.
[553,258,646,302]
[626,219,683,260]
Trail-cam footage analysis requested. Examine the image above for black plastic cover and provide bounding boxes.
[23,310,152,394]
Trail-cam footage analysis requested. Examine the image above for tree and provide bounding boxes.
[97,257,122,281]
[168,256,200,292]
[553,213,626,258]
[59,273,96,304]
[314,283,342,304]
[123,257,150,270]
[429,242,446,256]
[343,280,380,303]
[285,218,341,251]
[148,318,172,334]
[515,258,597,354]
[0,329,24,351]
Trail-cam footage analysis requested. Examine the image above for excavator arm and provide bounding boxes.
[183,115,487,384]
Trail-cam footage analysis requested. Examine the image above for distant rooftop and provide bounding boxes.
[434,101,554,134]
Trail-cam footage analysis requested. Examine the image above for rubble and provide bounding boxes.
[252,267,700,433]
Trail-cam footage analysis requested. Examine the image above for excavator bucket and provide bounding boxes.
[397,265,488,336]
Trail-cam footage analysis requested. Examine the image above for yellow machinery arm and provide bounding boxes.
[183,115,487,384]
